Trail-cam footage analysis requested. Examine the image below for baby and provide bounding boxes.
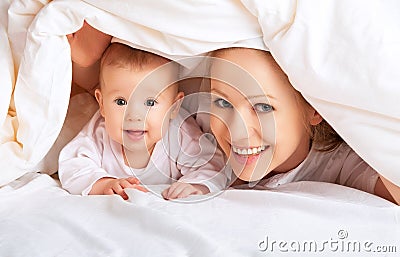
[59,42,227,200]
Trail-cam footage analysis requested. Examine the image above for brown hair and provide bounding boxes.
[99,42,178,90]
[293,92,343,151]
[211,47,343,152]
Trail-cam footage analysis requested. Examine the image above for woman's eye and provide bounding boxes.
[214,98,233,108]
[114,98,127,106]
[145,99,157,107]
[253,103,273,113]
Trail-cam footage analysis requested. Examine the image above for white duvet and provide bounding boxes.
[2,0,400,186]
[1,0,400,256]
[1,172,399,257]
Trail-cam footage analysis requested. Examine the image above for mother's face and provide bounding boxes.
[209,48,312,182]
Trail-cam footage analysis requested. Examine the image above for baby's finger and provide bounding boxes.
[191,188,203,195]
[132,185,149,193]
[163,184,178,199]
[166,182,181,194]
[175,186,197,199]
[167,184,187,199]
[114,188,129,200]
[121,192,129,200]
[120,179,136,189]
[112,183,126,197]
[104,188,114,195]
[162,186,174,198]
[161,188,169,199]
[126,177,140,185]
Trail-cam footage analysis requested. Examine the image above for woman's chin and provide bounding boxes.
[232,165,268,182]
[228,145,274,182]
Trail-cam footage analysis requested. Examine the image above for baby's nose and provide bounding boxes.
[124,107,144,121]
[125,113,143,122]
[124,103,147,122]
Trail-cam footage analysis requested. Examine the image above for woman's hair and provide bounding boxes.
[311,119,343,151]
[211,47,343,152]
[293,93,343,152]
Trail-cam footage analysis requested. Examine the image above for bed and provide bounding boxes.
[1,0,400,256]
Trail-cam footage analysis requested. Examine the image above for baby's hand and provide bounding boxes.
[162,182,210,200]
[91,177,148,200]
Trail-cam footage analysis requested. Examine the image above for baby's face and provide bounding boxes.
[97,63,182,156]
[210,49,313,182]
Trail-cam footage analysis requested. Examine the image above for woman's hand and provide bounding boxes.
[376,176,400,205]
[67,22,112,95]
[67,21,112,67]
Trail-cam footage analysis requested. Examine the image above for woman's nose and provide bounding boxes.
[229,108,261,141]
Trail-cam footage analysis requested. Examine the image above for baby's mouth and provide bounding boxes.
[124,130,147,141]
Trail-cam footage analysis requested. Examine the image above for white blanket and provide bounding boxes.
[1,173,399,256]
[2,0,400,186]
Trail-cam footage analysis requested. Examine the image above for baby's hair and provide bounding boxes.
[211,47,343,152]
[99,42,179,93]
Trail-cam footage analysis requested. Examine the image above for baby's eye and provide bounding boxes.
[114,98,127,106]
[145,98,157,107]
[214,98,233,108]
[253,103,273,113]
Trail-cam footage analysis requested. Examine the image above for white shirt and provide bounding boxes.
[242,143,379,194]
[59,110,228,195]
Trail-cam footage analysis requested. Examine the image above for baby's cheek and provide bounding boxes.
[106,118,124,144]
[154,117,169,139]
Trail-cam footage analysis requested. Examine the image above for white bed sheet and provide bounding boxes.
[1,173,399,257]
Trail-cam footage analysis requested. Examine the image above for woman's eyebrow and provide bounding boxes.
[248,94,276,101]
[210,88,229,98]
[211,88,276,101]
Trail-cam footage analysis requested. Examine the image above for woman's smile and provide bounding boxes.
[231,144,269,165]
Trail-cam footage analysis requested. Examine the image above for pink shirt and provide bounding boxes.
[59,110,228,195]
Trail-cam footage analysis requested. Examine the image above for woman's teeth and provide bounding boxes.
[232,145,266,155]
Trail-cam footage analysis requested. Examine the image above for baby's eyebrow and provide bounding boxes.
[106,89,124,95]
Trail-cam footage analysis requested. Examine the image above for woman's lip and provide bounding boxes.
[232,145,267,155]
[231,150,261,165]
[230,145,269,165]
